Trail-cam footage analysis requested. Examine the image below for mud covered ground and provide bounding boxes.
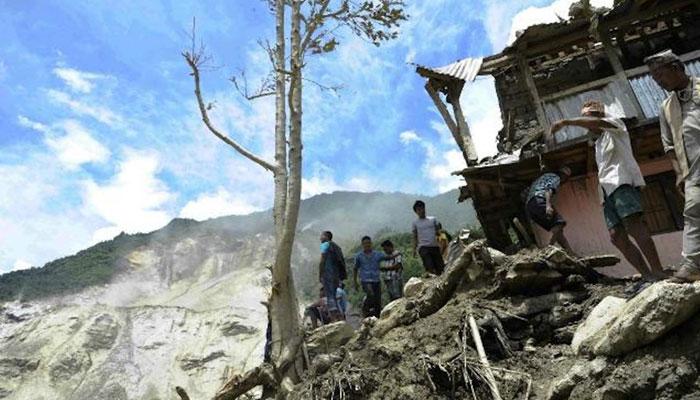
[291,247,700,400]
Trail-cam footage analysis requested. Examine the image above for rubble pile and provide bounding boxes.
[289,241,700,400]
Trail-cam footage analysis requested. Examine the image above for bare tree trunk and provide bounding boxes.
[267,0,304,384]
[272,0,287,243]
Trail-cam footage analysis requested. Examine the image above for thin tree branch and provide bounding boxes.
[300,0,332,53]
[302,77,342,93]
[183,52,277,173]
[230,71,277,101]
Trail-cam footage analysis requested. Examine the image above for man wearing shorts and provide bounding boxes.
[525,166,575,255]
[550,101,666,281]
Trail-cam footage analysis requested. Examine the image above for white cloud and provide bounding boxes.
[45,120,110,169]
[399,130,420,145]
[301,162,379,198]
[53,67,107,94]
[485,0,615,51]
[82,150,173,242]
[12,259,33,271]
[179,188,262,221]
[0,60,7,82]
[426,149,467,193]
[17,115,51,134]
[398,128,466,192]
[47,89,123,126]
[0,151,102,271]
[460,77,502,159]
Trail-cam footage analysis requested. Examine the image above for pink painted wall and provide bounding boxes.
[530,167,683,277]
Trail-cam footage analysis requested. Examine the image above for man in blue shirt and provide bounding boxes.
[526,166,575,255]
[353,236,396,318]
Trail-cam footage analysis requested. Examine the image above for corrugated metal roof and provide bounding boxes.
[630,59,700,118]
[415,58,483,82]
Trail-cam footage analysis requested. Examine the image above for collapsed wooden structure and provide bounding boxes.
[417,0,700,271]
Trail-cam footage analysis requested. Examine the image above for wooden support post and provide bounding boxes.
[468,314,503,400]
[516,53,550,137]
[597,24,646,118]
[448,81,479,165]
[425,80,476,165]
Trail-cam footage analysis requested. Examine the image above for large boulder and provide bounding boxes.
[306,321,355,357]
[403,277,425,298]
[576,281,700,356]
[546,357,608,400]
[571,296,626,354]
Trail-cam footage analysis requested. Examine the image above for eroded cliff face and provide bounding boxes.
[0,232,285,400]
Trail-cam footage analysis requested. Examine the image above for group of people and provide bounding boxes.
[527,49,700,283]
[304,200,447,327]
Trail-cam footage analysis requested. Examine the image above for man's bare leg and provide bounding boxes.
[550,224,577,256]
[609,224,654,280]
[624,215,667,279]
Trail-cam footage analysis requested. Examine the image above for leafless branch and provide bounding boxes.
[230,70,276,101]
[303,77,343,93]
[182,25,277,173]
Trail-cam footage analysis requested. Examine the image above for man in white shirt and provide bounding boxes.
[549,101,665,281]
[646,50,700,281]
[412,200,445,275]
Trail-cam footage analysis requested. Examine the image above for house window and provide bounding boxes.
[641,172,684,235]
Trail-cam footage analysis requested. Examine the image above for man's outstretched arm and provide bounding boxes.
[549,117,617,137]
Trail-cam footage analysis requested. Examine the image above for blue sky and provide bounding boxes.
[0,0,613,271]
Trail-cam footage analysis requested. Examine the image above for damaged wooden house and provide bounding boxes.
[417,0,700,276]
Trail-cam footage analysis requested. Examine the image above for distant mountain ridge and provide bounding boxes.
[0,189,476,302]
[0,189,476,400]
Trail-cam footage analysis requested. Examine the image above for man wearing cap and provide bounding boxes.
[549,101,666,281]
[646,50,700,281]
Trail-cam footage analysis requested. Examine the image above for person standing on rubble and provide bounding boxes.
[380,239,404,301]
[319,231,346,322]
[525,166,576,255]
[646,50,700,281]
[549,101,666,281]
[354,236,398,318]
[412,200,445,275]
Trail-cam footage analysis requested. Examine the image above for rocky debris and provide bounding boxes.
[495,246,605,295]
[1,302,43,323]
[219,320,258,336]
[85,313,119,350]
[590,357,698,400]
[0,358,39,378]
[49,351,92,382]
[93,382,128,400]
[546,357,609,400]
[179,351,226,371]
[306,321,355,357]
[290,243,655,400]
[403,277,425,298]
[575,281,700,356]
[508,291,589,317]
[571,296,626,354]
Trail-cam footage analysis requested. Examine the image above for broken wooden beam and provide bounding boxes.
[580,254,620,269]
[468,314,503,400]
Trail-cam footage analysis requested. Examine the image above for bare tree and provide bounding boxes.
[181,1,406,398]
